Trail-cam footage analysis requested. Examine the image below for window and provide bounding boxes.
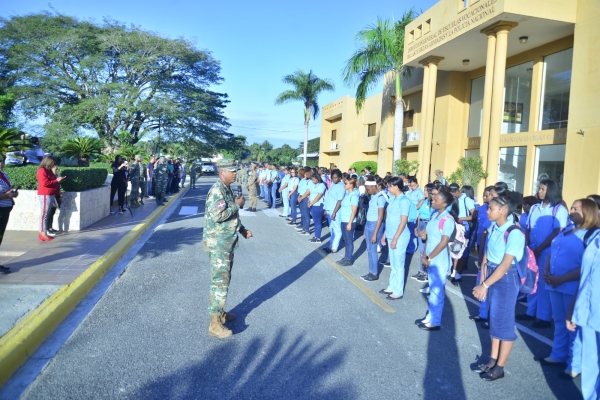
[532,144,565,194]
[367,123,376,137]
[409,30,414,43]
[539,48,573,130]
[416,25,422,38]
[424,19,431,34]
[403,110,414,128]
[502,61,533,134]
[498,147,527,193]
[459,0,468,10]
[467,76,485,137]
[331,129,337,141]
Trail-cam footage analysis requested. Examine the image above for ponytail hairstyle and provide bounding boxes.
[437,190,460,223]
[461,185,475,200]
[493,184,523,209]
[489,195,517,216]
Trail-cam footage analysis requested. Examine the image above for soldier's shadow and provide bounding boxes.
[228,251,322,334]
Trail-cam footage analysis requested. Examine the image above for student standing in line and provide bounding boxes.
[519,179,569,329]
[278,167,291,218]
[412,182,432,283]
[537,199,599,379]
[337,177,359,266]
[296,169,312,236]
[519,196,540,234]
[566,226,600,400]
[469,186,494,326]
[416,190,458,329]
[362,177,386,281]
[269,163,280,209]
[472,195,524,381]
[380,177,411,300]
[407,177,425,255]
[587,194,600,221]
[287,168,300,225]
[323,169,345,254]
[448,183,475,283]
[307,173,326,243]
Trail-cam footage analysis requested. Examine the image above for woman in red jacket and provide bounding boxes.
[37,156,66,242]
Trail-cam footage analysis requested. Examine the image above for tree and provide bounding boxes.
[448,156,488,187]
[342,11,416,171]
[0,13,230,150]
[0,128,28,159]
[62,136,103,166]
[394,159,419,176]
[275,70,334,166]
[297,137,320,154]
[221,135,249,160]
[249,140,272,162]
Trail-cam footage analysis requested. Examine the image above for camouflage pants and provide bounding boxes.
[154,180,166,205]
[208,251,234,315]
[141,178,147,197]
[248,184,257,208]
[130,178,140,203]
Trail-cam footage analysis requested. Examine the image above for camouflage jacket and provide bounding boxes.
[154,163,168,183]
[247,171,258,186]
[189,164,197,175]
[202,179,245,253]
[129,162,140,181]
[140,162,147,181]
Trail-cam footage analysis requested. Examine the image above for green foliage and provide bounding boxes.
[0,90,15,129]
[298,137,320,153]
[349,161,378,175]
[0,13,230,149]
[221,135,249,160]
[266,144,299,166]
[275,70,335,123]
[448,156,488,187]
[4,164,107,191]
[0,128,29,159]
[305,159,319,168]
[394,159,419,176]
[62,136,103,166]
[249,141,273,162]
[88,162,113,175]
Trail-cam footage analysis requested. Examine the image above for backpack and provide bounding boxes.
[355,194,369,230]
[401,196,418,223]
[503,225,539,295]
[526,203,560,230]
[584,227,600,248]
[439,215,469,259]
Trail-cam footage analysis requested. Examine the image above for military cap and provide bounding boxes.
[135,154,142,159]
[216,158,238,172]
[159,156,165,162]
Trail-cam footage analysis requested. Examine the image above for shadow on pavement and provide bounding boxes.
[133,328,355,399]
[136,226,203,261]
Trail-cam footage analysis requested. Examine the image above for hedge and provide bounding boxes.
[4,165,108,192]
[89,162,113,175]
[349,161,378,175]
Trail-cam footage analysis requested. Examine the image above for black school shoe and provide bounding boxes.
[360,273,378,282]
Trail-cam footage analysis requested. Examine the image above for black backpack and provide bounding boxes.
[355,194,369,230]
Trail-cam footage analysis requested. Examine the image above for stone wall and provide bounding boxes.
[6,185,111,232]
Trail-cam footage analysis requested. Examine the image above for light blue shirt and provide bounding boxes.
[408,187,425,207]
[270,169,279,182]
[367,191,387,222]
[298,178,310,196]
[288,177,299,193]
[418,198,433,221]
[280,174,291,193]
[324,181,345,213]
[487,221,525,265]
[339,189,359,223]
[528,203,569,253]
[457,194,475,219]
[425,210,454,267]
[308,182,326,206]
[572,234,600,332]
[385,194,410,239]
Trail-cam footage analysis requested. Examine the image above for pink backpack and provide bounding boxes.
[503,225,539,295]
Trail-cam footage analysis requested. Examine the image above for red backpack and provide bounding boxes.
[503,225,539,295]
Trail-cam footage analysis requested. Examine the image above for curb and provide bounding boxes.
[0,188,189,387]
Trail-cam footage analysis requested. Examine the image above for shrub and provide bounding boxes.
[4,164,108,192]
[394,159,419,176]
[89,162,113,175]
[62,136,103,166]
[349,161,377,175]
[448,156,488,187]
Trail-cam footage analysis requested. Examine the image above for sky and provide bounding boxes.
[0,0,437,149]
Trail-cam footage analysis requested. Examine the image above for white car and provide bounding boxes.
[201,162,215,174]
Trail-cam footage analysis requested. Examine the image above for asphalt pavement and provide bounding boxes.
[16,176,582,399]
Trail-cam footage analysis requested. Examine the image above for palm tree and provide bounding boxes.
[342,11,417,171]
[62,136,104,166]
[275,70,334,166]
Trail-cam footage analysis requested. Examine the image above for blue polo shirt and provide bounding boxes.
[572,234,600,331]
[339,189,359,222]
[298,178,310,196]
[367,191,387,222]
[308,182,326,206]
[528,203,569,254]
[457,194,475,219]
[487,221,525,265]
[385,194,410,239]
[324,181,345,214]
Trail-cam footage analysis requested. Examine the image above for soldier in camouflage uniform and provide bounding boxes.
[129,156,141,208]
[203,159,253,339]
[246,163,258,212]
[189,162,197,189]
[140,156,147,202]
[153,157,168,206]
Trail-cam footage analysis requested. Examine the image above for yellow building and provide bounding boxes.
[320,0,600,204]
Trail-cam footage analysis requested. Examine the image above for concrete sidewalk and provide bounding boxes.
[0,187,187,338]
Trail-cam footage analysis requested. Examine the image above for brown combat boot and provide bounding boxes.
[208,314,232,339]
[220,311,236,324]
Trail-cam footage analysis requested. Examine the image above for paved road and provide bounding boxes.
[19,177,582,399]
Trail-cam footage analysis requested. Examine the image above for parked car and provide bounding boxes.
[201,162,215,174]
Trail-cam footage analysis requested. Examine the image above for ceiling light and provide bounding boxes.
[519,36,528,44]
[462,59,470,66]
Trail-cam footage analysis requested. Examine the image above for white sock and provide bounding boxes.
[454,272,462,280]
[451,269,456,278]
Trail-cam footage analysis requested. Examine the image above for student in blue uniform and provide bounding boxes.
[297,169,312,236]
[407,177,425,254]
[287,168,300,225]
[412,183,433,283]
[278,167,291,218]
[520,179,569,329]
[323,169,345,254]
[258,165,266,199]
[269,164,279,209]
[537,199,599,379]
[519,196,540,234]
[362,177,386,282]
[338,177,359,266]
[567,228,600,400]
[472,195,525,381]
[449,183,475,282]
[416,190,458,329]
[308,173,326,243]
[380,177,411,300]
[470,186,494,326]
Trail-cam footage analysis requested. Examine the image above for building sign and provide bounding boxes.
[407,0,498,60]
[500,132,567,144]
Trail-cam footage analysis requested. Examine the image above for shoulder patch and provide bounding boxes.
[217,201,226,210]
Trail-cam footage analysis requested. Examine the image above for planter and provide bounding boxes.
[6,185,111,232]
